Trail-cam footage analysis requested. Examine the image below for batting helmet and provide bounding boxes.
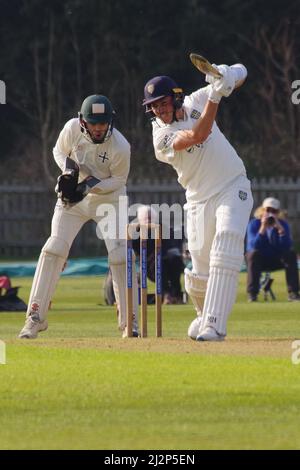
[79,95,115,143]
[143,76,184,113]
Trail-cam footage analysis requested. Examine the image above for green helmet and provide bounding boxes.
[79,95,115,143]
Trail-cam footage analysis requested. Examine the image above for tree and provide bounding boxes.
[0,0,299,181]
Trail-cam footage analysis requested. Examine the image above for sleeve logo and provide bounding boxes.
[190,109,201,119]
[239,190,248,201]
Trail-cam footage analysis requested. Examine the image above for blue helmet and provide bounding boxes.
[143,76,184,113]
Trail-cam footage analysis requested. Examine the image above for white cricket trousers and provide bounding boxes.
[186,175,253,335]
[26,194,136,332]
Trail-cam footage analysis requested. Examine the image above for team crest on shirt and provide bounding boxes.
[190,109,201,119]
[98,152,109,162]
[238,190,248,201]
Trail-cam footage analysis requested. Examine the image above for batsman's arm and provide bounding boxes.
[173,100,218,151]
[174,63,244,151]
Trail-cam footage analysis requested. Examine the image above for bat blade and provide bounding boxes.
[189,53,222,79]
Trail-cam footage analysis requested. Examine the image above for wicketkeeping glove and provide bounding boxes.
[75,176,101,197]
[55,157,82,204]
[55,173,84,204]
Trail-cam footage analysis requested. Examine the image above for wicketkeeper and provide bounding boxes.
[19,95,139,339]
[143,64,253,341]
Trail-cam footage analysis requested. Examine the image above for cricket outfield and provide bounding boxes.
[0,272,300,450]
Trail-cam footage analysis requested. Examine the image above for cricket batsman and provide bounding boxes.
[143,64,253,341]
[19,95,139,339]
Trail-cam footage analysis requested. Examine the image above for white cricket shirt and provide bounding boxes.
[53,118,130,199]
[152,85,247,205]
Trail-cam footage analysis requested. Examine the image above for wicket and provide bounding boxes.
[126,223,162,337]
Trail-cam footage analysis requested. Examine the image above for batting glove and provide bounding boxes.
[205,64,218,85]
[211,64,235,97]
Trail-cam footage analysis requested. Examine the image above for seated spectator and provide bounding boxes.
[0,275,27,311]
[245,197,300,302]
[104,206,185,306]
[132,205,185,305]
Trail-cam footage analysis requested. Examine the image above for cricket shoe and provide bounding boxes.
[122,327,139,338]
[187,315,203,340]
[18,316,48,339]
[196,326,225,342]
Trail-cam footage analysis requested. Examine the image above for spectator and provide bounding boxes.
[0,275,27,311]
[104,205,185,305]
[133,206,185,304]
[245,197,300,302]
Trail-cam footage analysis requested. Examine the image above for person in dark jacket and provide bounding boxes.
[103,205,185,306]
[245,197,300,301]
[132,205,185,305]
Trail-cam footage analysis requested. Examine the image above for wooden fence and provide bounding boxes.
[1,177,300,258]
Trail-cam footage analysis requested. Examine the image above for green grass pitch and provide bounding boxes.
[0,271,300,450]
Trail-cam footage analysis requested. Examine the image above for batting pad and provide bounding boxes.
[199,231,244,336]
[210,231,244,272]
[108,243,126,265]
[184,268,208,315]
[110,259,139,332]
[27,236,69,322]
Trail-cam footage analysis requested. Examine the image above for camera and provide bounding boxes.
[266,215,275,226]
